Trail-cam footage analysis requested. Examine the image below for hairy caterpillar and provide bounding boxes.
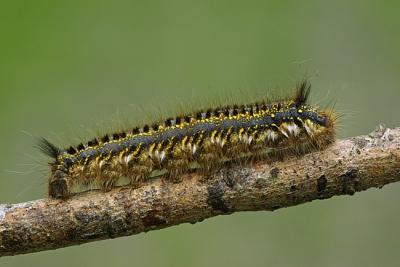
[38,80,336,199]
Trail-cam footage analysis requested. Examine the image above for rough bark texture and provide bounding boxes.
[1,124,399,257]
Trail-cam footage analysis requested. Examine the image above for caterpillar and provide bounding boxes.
[38,80,336,199]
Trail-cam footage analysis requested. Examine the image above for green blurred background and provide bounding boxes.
[1,1,400,266]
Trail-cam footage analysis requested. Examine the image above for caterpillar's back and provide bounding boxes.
[38,80,336,199]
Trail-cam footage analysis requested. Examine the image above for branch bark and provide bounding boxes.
[1,124,400,257]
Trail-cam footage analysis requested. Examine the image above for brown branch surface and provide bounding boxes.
[1,125,400,257]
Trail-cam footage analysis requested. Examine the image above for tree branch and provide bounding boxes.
[1,124,400,257]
